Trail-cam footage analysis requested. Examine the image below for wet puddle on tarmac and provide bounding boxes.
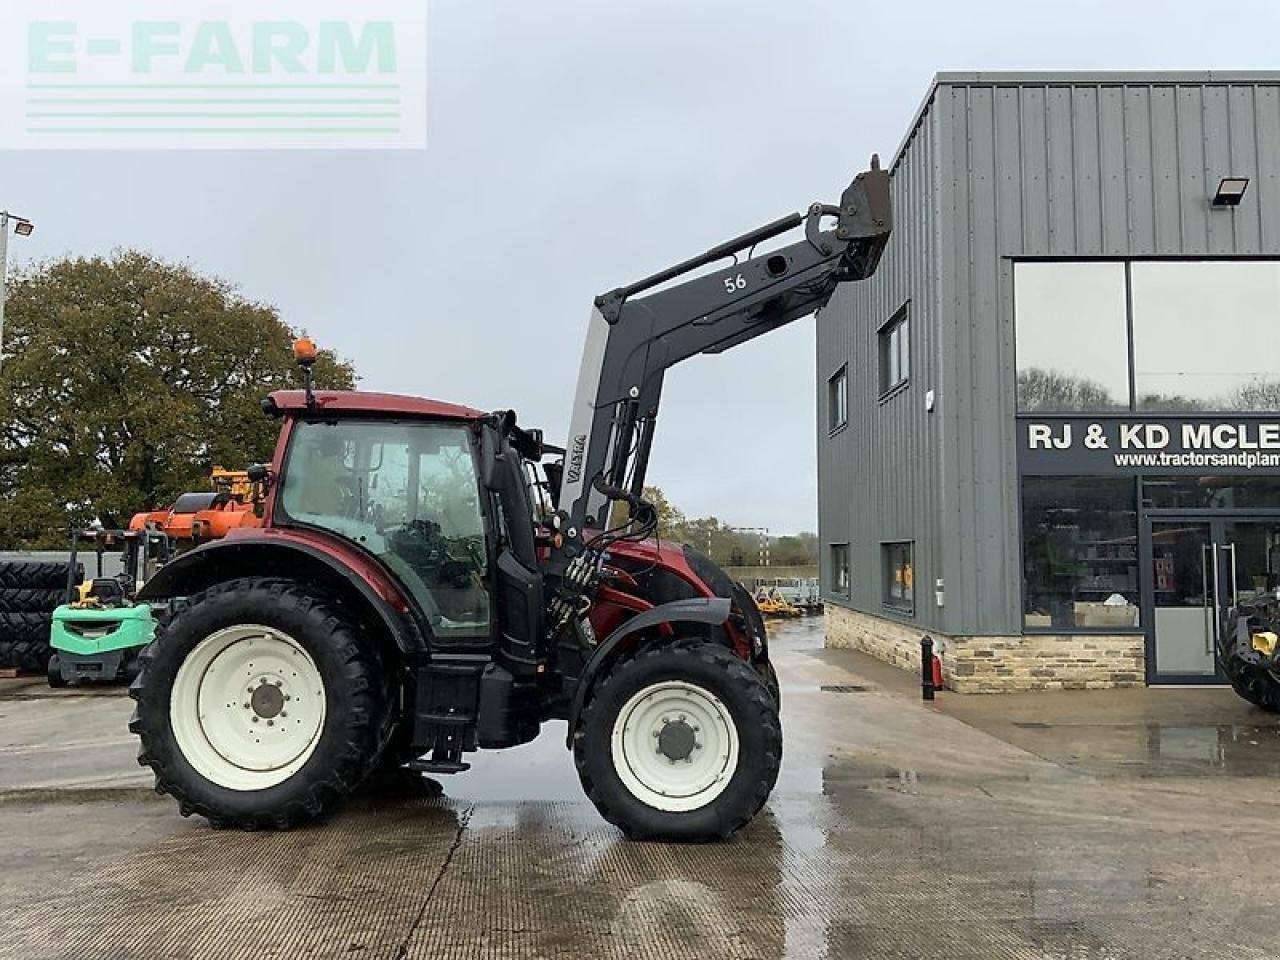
[1005,720,1280,778]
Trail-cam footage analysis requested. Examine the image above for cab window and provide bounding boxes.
[279,419,490,639]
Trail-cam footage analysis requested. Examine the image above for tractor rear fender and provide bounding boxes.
[135,538,424,658]
[564,596,731,747]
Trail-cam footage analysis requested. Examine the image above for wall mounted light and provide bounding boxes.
[1213,177,1250,207]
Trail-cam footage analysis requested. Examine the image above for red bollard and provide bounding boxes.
[921,635,936,701]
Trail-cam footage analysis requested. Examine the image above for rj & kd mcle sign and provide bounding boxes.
[1017,416,1280,475]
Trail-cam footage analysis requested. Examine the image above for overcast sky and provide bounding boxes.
[3,0,1279,533]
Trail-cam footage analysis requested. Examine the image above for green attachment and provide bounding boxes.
[50,603,155,656]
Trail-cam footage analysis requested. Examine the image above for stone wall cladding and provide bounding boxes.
[824,603,1145,693]
[824,603,924,674]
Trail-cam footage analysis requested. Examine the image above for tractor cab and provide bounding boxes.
[259,388,546,662]
[274,414,494,641]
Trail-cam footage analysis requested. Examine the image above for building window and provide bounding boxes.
[878,306,909,396]
[1015,261,1129,412]
[881,541,914,613]
[828,365,848,433]
[1141,475,1280,511]
[830,543,850,595]
[1016,259,1280,415]
[1021,476,1139,631]
[1132,261,1280,412]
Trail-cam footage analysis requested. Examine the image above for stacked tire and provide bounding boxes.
[0,562,78,672]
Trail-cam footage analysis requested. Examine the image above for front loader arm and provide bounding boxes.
[552,158,891,559]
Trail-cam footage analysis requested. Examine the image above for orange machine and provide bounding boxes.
[129,468,263,544]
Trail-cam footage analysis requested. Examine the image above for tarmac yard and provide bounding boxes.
[4,620,1280,960]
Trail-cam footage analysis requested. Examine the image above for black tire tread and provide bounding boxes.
[0,611,54,642]
[0,588,67,613]
[1222,655,1280,712]
[763,661,781,708]
[0,637,53,672]
[0,561,80,590]
[129,577,385,830]
[574,642,782,842]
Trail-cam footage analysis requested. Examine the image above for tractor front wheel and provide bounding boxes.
[574,642,782,841]
[1222,658,1280,712]
[130,577,385,829]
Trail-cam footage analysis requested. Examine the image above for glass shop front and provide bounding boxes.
[1014,260,1280,683]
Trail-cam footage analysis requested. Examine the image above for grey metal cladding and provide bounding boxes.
[817,83,942,631]
[818,72,1280,636]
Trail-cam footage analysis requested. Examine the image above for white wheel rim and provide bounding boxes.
[170,624,326,792]
[610,681,740,813]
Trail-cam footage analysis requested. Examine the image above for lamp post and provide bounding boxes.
[0,211,35,372]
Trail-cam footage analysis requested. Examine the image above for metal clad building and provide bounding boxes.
[818,71,1280,690]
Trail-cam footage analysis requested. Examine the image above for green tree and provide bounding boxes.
[641,485,815,566]
[0,251,355,547]
[772,532,818,565]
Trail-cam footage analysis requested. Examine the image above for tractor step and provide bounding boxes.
[405,758,471,774]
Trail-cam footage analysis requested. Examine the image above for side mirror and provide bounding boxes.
[246,463,272,518]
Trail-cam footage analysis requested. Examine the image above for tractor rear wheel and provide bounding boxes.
[130,577,386,829]
[574,641,782,841]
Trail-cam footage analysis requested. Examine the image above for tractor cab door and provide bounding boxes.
[479,424,545,675]
[278,418,493,644]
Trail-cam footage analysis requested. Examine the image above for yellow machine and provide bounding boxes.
[753,586,801,618]
[210,467,256,501]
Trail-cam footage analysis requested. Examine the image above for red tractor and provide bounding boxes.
[129,162,891,840]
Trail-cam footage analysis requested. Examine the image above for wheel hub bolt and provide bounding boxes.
[267,719,274,727]
[252,717,259,723]
[243,702,251,710]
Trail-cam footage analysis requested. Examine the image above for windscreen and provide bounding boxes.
[279,419,490,639]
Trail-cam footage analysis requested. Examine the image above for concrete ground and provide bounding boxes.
[3,619,1280,960]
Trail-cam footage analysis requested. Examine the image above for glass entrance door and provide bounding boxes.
[1148,521,1218,680]
[1219,518,1280,630]
[1145,516,1280,682]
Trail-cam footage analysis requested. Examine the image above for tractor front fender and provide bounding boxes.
[136,537,424,657]
[564,596,731,747]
